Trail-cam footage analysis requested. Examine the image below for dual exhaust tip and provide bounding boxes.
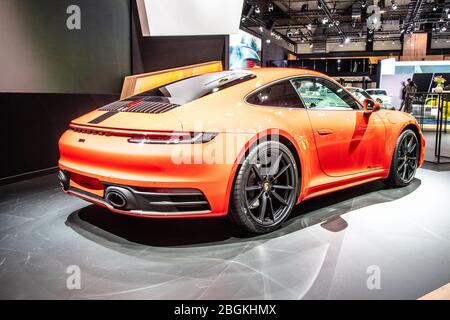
[104,186,137,210]
[58,170,136,210]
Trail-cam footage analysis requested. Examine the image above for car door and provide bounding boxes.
[291,77,386,177]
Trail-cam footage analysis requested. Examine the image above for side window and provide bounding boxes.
[291,78,360,110]
[247,80,303,108]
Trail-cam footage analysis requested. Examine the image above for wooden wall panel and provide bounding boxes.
[401,33,428,61]
[120,61,223,99]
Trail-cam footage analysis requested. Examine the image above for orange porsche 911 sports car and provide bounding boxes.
[58,68,425,233]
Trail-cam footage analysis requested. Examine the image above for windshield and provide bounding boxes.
[347,88,372,102]
[130,71,256,105]
[367,89,387,96]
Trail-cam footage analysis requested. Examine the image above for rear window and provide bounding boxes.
[131,71,256,105]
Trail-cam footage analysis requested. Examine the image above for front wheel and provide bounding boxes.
[229,141,300,234]
[384,129,420,187]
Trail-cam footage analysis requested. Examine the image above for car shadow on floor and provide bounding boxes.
[66,178,421,247]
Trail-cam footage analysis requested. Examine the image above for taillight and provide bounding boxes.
[127,132,218,144]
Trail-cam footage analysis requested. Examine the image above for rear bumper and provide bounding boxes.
[60,176,213,218]
[58,129,253,217]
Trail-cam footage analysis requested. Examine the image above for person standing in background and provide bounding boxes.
[404,78,417,114]
[399,81,406,111]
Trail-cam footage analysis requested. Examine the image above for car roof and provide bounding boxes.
[246,67,323,77]
[233,67,331,85]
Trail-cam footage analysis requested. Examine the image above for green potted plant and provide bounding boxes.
[434,75,446,93]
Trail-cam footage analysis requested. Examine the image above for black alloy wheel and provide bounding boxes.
[229,141,300,234]
[385,129,420,187]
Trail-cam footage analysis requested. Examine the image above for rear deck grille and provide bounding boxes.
[99,101,131,111]
[99,99,179,114]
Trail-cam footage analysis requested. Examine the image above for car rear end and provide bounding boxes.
[58,122,247,218]
[58,71,259,218]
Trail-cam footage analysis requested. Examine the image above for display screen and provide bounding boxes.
[141,0,244,36]
[0,0,131,94]
[229,30,262,70]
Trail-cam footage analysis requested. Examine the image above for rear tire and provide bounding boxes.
[384,129,420,187]
[229,141,300,234]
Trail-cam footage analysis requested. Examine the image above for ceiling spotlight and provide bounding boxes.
[400,28,405,34]
[306,23,312,30]
[301,38,305,43]
[259,26,263,32]
[266,39,271,44]
[345,37,351,44]
[441,26,447,32]
[339,42,344,47]
[335,21,340,26]
[287,29,293,37]
[392,3,398,10]
[268,3,274,12]
[241,16,246,22]
[254,6,261,14]
[362,0,367,8]
[433,4,438,11]
[309,43,314,48]
[317,1,322,10]
[322,17,329,24]
[352,20,357,28]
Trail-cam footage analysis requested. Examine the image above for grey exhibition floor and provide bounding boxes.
[423,131,450,162]
[0,169,449,299]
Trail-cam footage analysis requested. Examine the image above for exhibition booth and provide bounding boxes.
[0,0,450,304]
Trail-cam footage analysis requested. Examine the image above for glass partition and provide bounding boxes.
[411,92,450,164]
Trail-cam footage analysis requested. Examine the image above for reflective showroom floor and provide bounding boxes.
[423,131,450,163]
[0,169,449,299]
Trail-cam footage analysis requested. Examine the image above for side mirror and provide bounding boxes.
[364,99,381,114]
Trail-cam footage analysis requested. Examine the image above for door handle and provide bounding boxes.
[317,129,334,136]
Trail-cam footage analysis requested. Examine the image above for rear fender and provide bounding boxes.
[222,129,305,214]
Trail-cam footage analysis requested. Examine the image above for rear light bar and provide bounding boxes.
[69,124,217,144]
[127,132,218,144]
